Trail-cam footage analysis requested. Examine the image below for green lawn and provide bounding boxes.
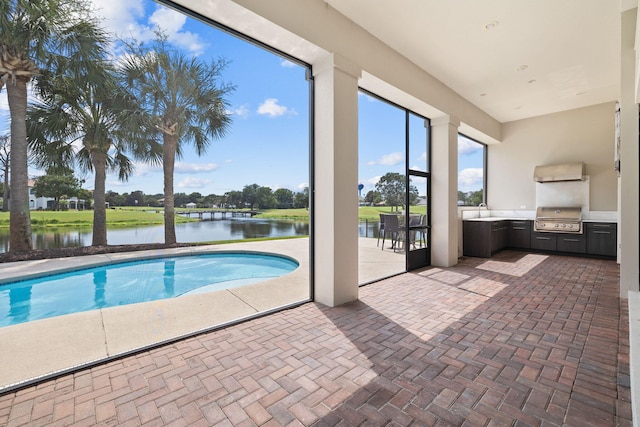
[0,209,194,229]
[0,205,427,229]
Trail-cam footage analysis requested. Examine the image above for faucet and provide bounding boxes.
[478,202,487,218]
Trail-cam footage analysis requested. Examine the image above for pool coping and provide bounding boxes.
[0,239,311,393]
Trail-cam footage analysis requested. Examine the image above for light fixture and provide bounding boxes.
[575,90,586,96]
[528,79,537,84]
[516,65,528,72]
[484,21,499,30]
[480,93,487,97]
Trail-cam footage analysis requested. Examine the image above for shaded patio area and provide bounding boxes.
[0,250,630,426]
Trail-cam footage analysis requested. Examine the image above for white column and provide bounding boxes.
[430,115,460,267]
[620,8,639,298]
[313,53,361,307]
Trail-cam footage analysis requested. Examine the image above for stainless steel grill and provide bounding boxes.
[534,207,583,234]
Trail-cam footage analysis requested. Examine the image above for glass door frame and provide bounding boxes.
[405,112,431,270]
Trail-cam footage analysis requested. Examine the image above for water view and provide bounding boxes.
[0,218,309,253]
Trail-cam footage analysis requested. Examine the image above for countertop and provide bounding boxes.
[462,216,617,223]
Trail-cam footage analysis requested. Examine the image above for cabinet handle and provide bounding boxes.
[512,227,526,230]
[592,224,612,228]
[563,238,581,242]
[535,237,551,240]
[593,231,611,235]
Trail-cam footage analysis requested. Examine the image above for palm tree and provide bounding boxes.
[28,56,161,246]
[120,34,234,244]
[0,0,105,252]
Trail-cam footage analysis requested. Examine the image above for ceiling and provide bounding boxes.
[324,0,622,123]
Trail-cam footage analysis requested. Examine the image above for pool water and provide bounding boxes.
[0,253,298,327]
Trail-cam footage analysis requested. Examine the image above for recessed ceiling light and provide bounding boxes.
[514,106,522,110]
[528,79,537,84]
[484,21,499,30]
[480,93,487,97]
[575,90,586,95]
[516,65,528,72]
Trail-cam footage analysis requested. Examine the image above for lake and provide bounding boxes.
[0,218,310,253]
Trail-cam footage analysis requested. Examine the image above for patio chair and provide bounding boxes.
[380,214,402,251]
[415,214,427,248]
[407,214,422,249]
[377,213,386,247]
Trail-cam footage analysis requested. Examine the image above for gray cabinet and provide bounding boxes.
[508,220,531,249]
[557,234,587,254]
[586,222,617,257]
[463,219,617,259]
[463,220,507,258]
[530,232,556,251]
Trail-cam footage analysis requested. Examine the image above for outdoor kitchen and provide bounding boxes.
[462,162,618,259]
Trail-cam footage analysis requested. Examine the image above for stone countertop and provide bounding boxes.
[462,216,617,223]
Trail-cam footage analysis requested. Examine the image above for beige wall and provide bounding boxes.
[488,102,617,212]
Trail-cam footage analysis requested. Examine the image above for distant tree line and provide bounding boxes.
[458,189,484,206]
[104,184,309,210]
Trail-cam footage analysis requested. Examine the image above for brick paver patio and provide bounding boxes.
[0,251,630,426]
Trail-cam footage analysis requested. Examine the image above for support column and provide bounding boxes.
[313,53,361,307]
[430,115,460,267]
[620,8,639,298]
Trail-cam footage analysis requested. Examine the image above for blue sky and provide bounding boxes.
[0,0,484,197]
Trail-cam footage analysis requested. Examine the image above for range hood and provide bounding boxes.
[533,162,585,183]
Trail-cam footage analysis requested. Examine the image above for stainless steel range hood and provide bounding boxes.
[533,162,585,183]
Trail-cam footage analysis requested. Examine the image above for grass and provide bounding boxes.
[0,205,427,229]
[0,209,195,229]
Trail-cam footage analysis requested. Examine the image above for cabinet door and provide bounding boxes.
[586,223,617,256]
[530,233,556,251]
[557,235,587,253]
[463,221,492,257]
[491,221,508,253]
[508,220,531,249]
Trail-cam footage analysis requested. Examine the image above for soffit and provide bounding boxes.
[324,0,621,123]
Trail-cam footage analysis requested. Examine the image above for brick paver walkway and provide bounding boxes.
[0,251,630,426]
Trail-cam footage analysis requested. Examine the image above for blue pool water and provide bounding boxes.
[0,253,298,327]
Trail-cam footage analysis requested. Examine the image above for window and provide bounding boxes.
[457,134,486,206]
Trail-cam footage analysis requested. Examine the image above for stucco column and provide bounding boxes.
[313,53,361,307]
[430,115,460,267]
[619,8,639,298]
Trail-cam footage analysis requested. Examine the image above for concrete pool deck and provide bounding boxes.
[0,237,406,392]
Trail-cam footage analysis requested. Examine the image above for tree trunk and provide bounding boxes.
[92,151,108,246]
[163,134,177,245]
[7,77,33,252]
[2,163,8,212]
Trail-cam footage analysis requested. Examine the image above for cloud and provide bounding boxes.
[458,168,484,189]
[366,176,381,186]
[132,162,161,177]
[148,7,206,55]
[458,137,483,156]
[0,91,8,112]
[369,152,403,166]
[229,104,250,118]
[281,59,297,68]
[178,177,212,189]
[89,0,148,39]
[257,98,297,117]
[174,162,218,174]
[296,182,309,190]
[89,0,206,56]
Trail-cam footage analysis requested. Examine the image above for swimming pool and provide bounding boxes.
[0,252,298,328]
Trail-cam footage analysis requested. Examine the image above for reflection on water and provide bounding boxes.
[163,260,175,297]
[93,270,107,307]
[0,218,309,253]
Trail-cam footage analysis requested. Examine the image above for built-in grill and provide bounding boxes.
[534,207,583,234]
